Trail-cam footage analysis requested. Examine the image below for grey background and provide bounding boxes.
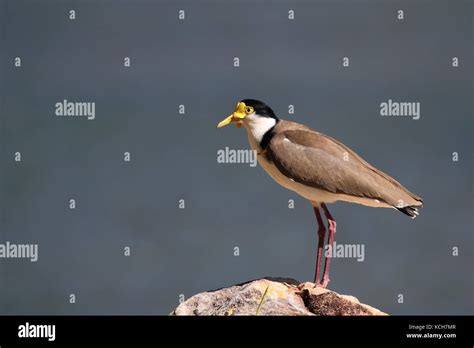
[0,0,472,315]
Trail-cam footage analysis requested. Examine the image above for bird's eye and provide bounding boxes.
[246,107,254,114]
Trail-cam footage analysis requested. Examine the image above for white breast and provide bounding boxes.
[243,121,337,204]
[253,144,341,204]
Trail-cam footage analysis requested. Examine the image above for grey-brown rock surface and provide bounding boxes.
[172,278,387,316]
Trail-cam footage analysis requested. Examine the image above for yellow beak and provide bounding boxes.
[217,102,247,128]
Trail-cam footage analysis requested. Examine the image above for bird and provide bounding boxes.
[217,99,423,288]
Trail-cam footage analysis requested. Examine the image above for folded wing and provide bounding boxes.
[267,129,423,209]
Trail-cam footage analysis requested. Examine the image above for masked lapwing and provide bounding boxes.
[217,99,423,287]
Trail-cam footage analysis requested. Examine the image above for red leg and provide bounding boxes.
[313,206,326,284]
[320,203,337,288]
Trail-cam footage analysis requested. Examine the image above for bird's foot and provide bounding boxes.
[313,277,330,288]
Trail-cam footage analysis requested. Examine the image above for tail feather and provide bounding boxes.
[397,205,421,219]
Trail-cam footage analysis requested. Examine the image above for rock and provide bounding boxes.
[172,278,387,316]
[297,282,387,316]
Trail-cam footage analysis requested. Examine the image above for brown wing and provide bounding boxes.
[267,129,423,207]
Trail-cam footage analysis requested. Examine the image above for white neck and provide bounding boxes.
[242,114,277,147]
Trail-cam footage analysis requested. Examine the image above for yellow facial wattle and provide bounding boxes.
[217,102,254,128]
